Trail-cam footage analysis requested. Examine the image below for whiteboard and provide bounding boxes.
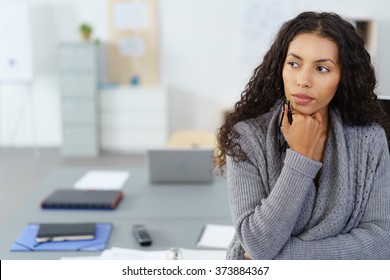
[0,0,33,83]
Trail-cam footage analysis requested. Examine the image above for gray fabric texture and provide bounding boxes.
[226,102,390,259]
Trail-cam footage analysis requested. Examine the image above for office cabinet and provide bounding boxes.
[59,43,99,157]
[100,87,168,153]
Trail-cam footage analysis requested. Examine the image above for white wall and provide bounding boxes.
[1,0,390,147]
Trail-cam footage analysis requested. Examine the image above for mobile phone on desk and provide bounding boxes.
[133,224,152,246]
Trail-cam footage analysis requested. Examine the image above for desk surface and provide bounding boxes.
[0,167,232,259]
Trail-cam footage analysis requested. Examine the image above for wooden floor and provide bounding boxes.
[0,147,145,234]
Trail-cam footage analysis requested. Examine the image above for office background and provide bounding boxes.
[0,0,390,147]
[1,0,390,250]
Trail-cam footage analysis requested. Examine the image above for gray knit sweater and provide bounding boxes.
[226,104,390,259]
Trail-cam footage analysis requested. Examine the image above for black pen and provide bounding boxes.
[287,100,293,125]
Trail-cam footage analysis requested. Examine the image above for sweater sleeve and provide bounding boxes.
[227,123,322,259]
[275,139,390,259]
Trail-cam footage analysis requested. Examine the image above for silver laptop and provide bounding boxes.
[147,149,215,184]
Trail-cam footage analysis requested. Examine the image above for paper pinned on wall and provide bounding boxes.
[114,2,151,30]
[240,0,294,59]
[118,36,146,57]
[73,170,130,190]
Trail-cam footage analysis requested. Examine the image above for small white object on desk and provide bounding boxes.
[196,224,235,250]
[98,247,226,260]
[73,170,130,190]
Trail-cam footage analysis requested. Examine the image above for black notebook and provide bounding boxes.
[41,189,124,210]
[36,223,96,243]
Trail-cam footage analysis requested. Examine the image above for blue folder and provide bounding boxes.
[10,223,112,252]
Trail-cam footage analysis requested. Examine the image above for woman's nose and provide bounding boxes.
[297,69,312,88]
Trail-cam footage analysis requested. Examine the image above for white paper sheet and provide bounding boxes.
[114,2,150,30]
[60,256,100,260]
[73,170,130,190]
[196,224,235,249]
[240,0,294,59]
[99,247,166,260]
[98,247,226,260]
[118,36,146,57]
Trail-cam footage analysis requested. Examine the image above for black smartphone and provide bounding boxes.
[133,224,152,246]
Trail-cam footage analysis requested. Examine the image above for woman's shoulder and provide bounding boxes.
[330,106,388,149]
[345,121,385,138]
[233,105,278,137]
[345,122,388,151]
[231,109,277,159]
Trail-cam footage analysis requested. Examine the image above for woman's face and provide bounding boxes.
[282,33,341,117]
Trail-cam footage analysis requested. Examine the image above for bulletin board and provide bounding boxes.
[107,0,159,86]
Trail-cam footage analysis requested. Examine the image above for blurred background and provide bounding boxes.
[0,0,389,152]
[1,0,390,245]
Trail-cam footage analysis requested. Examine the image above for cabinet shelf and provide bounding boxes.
[99,86,168,153]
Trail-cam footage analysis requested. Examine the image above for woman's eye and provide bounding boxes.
[287,62,299,68]
[317,66,330,73]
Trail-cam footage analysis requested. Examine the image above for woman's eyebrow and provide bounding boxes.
[286,53,337,65]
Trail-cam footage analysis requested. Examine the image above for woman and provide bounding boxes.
[214,11,390,259]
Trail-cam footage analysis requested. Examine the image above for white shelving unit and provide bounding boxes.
[100,86,168,153]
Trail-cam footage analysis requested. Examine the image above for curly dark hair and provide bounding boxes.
[214,11,390,173]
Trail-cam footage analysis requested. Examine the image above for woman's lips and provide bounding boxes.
[292,94,314,105]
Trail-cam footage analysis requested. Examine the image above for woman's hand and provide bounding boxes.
[281,104,327,161]
[243,251,252,260]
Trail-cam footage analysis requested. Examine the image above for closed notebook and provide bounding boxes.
[41,189,123,210]
[11,223,112,252]
[36,223,96,243]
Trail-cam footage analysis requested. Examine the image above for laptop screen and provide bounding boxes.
[147,149,214,184]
